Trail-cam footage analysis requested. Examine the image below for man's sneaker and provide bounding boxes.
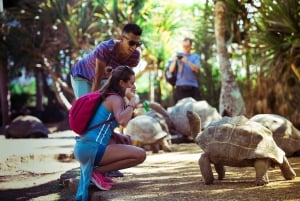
[91,172,112,191]
[105,170,124,178]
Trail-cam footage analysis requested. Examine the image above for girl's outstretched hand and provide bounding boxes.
[113,132,132,145]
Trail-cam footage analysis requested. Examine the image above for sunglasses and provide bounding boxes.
[123,35,142,47]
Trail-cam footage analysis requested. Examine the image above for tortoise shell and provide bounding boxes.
[250,114,300,156]
[167,98,221,136]
[196,116,285,164]
[5,115,49,138]
[124,115,169,144]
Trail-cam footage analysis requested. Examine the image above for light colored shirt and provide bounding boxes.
[175,53,200,87]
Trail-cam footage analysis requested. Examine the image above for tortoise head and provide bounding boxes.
[149,101,175,130]
[186,110,201,140]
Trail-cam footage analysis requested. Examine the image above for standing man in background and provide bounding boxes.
[70,23,143,98]
[167,37,201,102]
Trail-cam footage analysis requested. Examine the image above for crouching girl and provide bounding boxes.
[74,65,146,201]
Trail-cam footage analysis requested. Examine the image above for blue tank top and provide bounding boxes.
[82,103,118,145]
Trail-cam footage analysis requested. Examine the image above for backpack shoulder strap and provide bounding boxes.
[85,91,119,132]
[86,118,115,132]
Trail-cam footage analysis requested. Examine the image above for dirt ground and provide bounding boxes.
[1,140,300,201]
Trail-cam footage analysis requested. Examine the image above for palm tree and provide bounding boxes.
[256,0,300,80]
[214,1,245,116]
[252,0,300,122]
[0,6,37,126]
[0,13,10,127]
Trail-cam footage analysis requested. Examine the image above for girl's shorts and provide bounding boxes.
[94,144,106,166]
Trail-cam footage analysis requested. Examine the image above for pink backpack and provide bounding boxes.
[69,91,115,135]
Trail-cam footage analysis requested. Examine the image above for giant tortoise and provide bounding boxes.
[123,101,173,153]
[186,112,296,186]
[250,114,300,156]
[5,115,49,138]
[123,113,172,153]
[167,97,221,137]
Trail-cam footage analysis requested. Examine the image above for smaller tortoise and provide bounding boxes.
[5,115,49,138]
[250,114,300,157]
[124,114,172,153]
[167,97,221,137]
[187,112,296,186]
[133,101,175,133]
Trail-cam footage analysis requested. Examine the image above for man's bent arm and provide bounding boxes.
[92,58,105,92]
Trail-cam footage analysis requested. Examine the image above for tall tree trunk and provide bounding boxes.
[34,68,44,111]
[0,58,10,127]
[214,1,245,117]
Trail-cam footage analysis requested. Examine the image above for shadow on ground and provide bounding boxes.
[0,177,73,201]
[1,143,300,201]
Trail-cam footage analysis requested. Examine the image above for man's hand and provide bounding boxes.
[181,56,188,63]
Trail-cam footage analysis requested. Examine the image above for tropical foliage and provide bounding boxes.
[0,0,299,128]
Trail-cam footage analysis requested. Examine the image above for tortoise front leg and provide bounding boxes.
[279,156,296,180]
[199,153,214,185]
[159,138,172,152]
[254,159,270,186]
[214,164,225,180]
[150,144,159,153]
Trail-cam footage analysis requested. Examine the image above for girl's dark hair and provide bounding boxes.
[100,65,135,98]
